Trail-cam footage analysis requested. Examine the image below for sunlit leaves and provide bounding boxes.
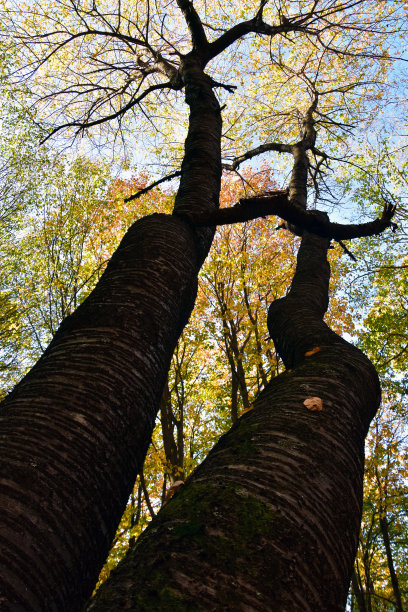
[353,400,408,610]
[1,0,405,174]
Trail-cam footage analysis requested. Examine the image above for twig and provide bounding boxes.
[337,240,357,261]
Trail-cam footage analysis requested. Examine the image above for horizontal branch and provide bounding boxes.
[223,142,292,171]
[183,190,289,225]
[183,191,397,241]
[222,140,330,173]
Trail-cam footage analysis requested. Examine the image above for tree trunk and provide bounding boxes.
[0,58,222,610]
[86,232,381,611]
[230,369,239,424]
[160,380,185,483]
[379,513,403,612]
[351,566,367,612]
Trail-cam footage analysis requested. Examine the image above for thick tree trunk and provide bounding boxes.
[0,58,222,610]
[0,215,198,610]
[86,233,381,611]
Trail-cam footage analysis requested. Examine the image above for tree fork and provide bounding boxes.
[86,232,381,611]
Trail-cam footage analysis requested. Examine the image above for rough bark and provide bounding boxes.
[0,215,198,610]
[86,232,380,611]
[173,54,221,264]
[0,56,222,610]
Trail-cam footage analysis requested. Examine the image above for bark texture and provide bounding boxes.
[0,215,200,610]
[173,55,221,264]
[86,232,381,611]
[0,39,223,609]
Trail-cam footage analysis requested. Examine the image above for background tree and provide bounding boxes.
[350,403,408,611]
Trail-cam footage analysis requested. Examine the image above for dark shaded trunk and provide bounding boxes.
[351,566,368,612]
[160,380,185,483]
[220,313,251,411]
[0,59,222,610]
[379,513,403,612]
[0,215,198,611]
[230,369,239,424]
[86,232,380,611]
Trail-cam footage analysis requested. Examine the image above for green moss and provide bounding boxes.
[126,417,291,608]
[162,480,284,573]
[225,419,259,457]
[120,481,288,610]
[170,520,205,539]
[137,570,203,611]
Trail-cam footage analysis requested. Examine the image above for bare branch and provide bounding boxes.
[124,171,182,202]
[223,142,293,172]
[337,240,357,261]
[183,192,397,243]
[40,81,175,143]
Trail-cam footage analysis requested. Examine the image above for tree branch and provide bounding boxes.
[40,81,174,143]
[124,171,182,202]
[223,142,292,171]
[176,0,208,51]
[184,192,397,242]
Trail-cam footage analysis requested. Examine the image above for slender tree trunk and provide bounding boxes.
[128,482,143,548]
[161,381,182,482]
[351,566,367,612]
[86,232,381,611]
[222,315,251,410]
[362,551,374,612]
[0,58,222,610]
[234,346,251,409]
[160,380,185,483]
[379,513,403,612]
[230,369,239,424]
[221,315,251,415]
